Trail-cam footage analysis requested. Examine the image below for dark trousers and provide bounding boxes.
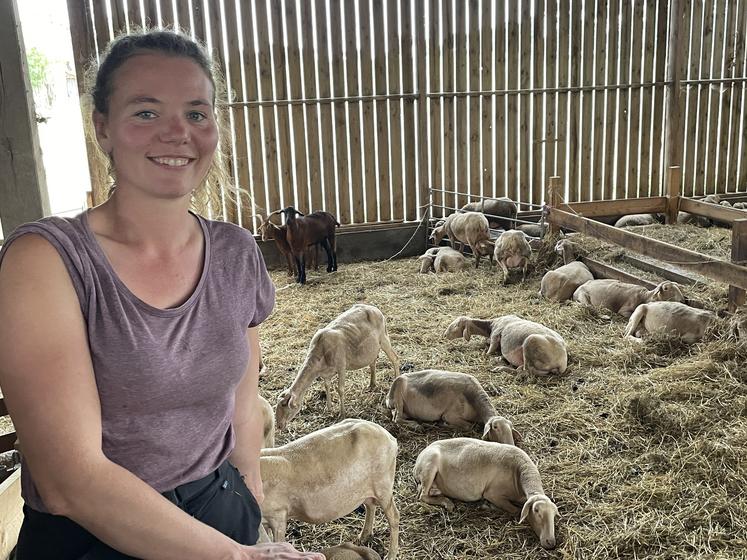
[15,461,261,560]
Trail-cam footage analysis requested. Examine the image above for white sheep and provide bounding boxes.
[385,369,521,444]
[321,543,382,560]
[416,247,441,273]
[624,301,717,343]
[433,247,470,272]
[275,304,400,429]
[732,202,746,210]
[261,419,399,560]
[429,212,491,267]
[413,438,559,549]
[517,223,547,238]
[444,315,568,376]
[572,279,685,318]
[493,230,532,284]
[461,197,518,230]
[539,240,593,302]
[614,214,660,227]
[258,395,276,448]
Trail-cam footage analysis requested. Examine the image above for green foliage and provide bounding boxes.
[26,47,49,90]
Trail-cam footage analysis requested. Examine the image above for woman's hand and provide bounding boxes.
[239,542,325,559]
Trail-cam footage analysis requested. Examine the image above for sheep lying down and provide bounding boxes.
[624,301,717,343]
[414,438,559,549]
[572,279,684,318]
[261,419,399,560]
[444,315,568,376]
[385,369,521,444]
[321,543,382,560]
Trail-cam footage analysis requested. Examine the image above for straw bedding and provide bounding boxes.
[260,223,746,559]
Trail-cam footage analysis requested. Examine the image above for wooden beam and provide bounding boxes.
[679,198,747,224]
[559,197,668,218]
[0,0,50,238]
[549,208,747,290]
[729,219,747,312]
[665,166,681,225]
[620,254,697,285]
[0,470,22,560]
[580,257,658,289]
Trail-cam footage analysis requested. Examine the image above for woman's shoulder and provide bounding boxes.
[0,215,87,267]
[199,216,259,251]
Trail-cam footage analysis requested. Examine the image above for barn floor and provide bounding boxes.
[260,223,746,560]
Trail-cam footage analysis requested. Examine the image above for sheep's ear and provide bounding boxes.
[482,424,492,439]
[519,500,532,524]
[512,428,523,443]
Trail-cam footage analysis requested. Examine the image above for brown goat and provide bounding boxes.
[279,207,339,284]
[258,217,319,277]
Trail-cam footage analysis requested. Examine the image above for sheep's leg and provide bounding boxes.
[483,490,521,515]
[417,458,455,512]
[358,500,377,543]
[366,362,377,390]
[337,372,346,418]
[323,378,334,411]
[441,413,473,431]
[380,497,400,560]
[379,336,401,377]
[486,333,502,355]
[473,246,481,268]
[521,260,528,282]
[499,261,510,284]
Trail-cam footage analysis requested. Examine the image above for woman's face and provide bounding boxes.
[93,52,219,201]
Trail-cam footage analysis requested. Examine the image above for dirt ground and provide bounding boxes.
[260,223,746,560]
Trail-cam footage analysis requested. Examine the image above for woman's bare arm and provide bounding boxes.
[0,235,322,560]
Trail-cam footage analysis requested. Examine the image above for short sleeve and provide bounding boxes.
[248,242,275,327]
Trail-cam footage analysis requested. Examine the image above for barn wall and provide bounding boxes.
[66,0,747,232]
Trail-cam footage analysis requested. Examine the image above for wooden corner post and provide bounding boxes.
[729,219,747,312]
[546,176,562,233]
[665,166,681,225]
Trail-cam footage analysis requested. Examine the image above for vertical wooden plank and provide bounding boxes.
[454,1,468,206]
[429,0,443,215]
[360,1,378,221]
[578,0,593,200]
[615,0,631,199]
[300,0,323,214]
[223,0,250,226]
[703,0,726,194]
[255,0,281,215]
[468,0,481,199]
[176,0,192,33]
[628,0,644,199]
[494,0,506,197]
[441,0,455,213]
[663,0,688,205]
[315,0,336,214]
[330,0,349,223]
[270,0,295,212]
[110,1,127,35]
[401,0,417,220]
[0,0,51,238]
[591,0,606,200]
[285,0,308,215]
[519,0,531,208]
[726,0,746,192]
[602,0,619,199]
[238,1,267,224]
[344,1,365,223]
[91,0,112,48]
[141,0,160,27]
[728,219,747,311]
[681,0,701,196]
[388,0,404,222]
[160,0,176,27]
[693,0,714,196]
[481,0,493,197]
[568,0,583,201]
[714,0,736,191]
[639,0,656,196]
[532,0,544,205]
[373,0,391,221]
[557,0,571,197]
[416,0,429,218]
[506,0,520,203]
[545,0,558,184]
[126,0,145,29]
[192,0,207,41]
[650,0,670,197]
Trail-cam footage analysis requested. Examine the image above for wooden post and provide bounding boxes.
[662,0,685,196]
[415,0,429,222]
[665,166,681,225]
[729,219,747,312]
[0,0,51,238]
[546,176,561,233]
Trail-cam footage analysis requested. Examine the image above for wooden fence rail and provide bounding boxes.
[67,0,747,233]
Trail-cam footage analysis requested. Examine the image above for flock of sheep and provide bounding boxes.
[254,195,747,559]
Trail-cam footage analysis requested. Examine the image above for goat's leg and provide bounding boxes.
[321,238,334,273]
[295,254,306,284]
[285,254,295,277]
[379,335,400,376]
[380,497,400,560]
[330,237,338,271]
[336,372,346,418]
[323,378,334,411]
[416,459,454,511]
[368,362,377,390]
[358,500,377,543]
[499,261,510,284]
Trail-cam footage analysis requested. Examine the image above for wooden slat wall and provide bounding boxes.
[69,0,747,233]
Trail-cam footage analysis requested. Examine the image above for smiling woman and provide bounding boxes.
[0,29,324,560]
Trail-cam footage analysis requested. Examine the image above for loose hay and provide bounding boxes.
[261,225,746,559]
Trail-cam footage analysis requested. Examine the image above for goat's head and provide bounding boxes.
[258,211,284,241]
[429,220,447,244]
[652,281,685,303]
[482,416,522,445]
[274,389,302,430]
[520,494,559,550]
[443,316,471,340]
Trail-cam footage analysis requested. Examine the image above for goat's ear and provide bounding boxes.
[482,423,492,440]
[512,428,523,443]
[277,391,290,406]
[519,500,532,524]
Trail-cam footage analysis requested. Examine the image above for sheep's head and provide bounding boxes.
[429,221,447,244]
[274,390,302,430]
[652,281,685,303]
[482,416,522,445]
[418,255,435,273]
[554,239,586,264]
[730,312,747,342]
[443,316,470,340]
[520,494,559,550]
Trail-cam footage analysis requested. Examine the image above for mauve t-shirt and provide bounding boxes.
[0,211,275,513]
